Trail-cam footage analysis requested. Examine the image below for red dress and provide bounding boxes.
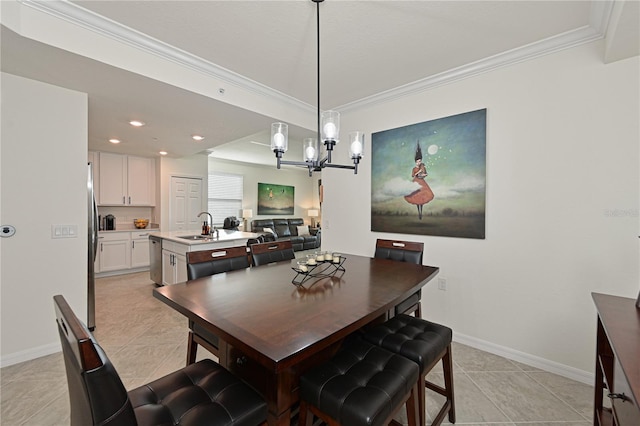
[404,164,434,205]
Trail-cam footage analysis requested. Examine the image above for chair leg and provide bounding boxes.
[418,375,426,426]
[297,400,310,426]
[406,382,420,426]
[186,331,198,366]
[424,344,455,426]
[442,344,455,423]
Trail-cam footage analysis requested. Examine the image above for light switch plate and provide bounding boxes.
[52,225,78,239]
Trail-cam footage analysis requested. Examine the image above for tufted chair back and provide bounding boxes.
[249,240,295,266]
[374,239,425,317]
[374,239,424,264]
[186,246,249,280]
[54,295,137,426]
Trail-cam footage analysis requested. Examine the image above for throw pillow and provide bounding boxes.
[263,227,276,236]
[296,225,310,236]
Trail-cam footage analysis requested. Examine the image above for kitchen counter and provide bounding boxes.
[154,229,262,285]
[155,229,261,246]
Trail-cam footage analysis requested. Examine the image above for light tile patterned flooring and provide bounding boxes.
[1,270,594,425]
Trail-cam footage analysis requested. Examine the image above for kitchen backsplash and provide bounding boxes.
[98,206,156,228]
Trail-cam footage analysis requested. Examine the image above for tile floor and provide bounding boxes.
[1,270,594,426]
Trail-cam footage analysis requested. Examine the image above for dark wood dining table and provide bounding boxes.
[153,254,439,425]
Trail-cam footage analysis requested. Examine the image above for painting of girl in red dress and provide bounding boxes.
[371,108,486,239]
[404,142,434,220]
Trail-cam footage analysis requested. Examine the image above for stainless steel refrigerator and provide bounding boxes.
[88,162,98,330]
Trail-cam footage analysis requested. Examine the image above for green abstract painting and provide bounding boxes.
[257,183,295,215]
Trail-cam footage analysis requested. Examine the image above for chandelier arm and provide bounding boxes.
[279,159,313,168]
[324,163,355,170]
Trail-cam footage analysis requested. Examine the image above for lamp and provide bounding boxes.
[270,0,364,176]
[308,209,319,228]
[242,209,253,231]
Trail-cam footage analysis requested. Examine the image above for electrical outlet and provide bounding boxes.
[438,277,447,291]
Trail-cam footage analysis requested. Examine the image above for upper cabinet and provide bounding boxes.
[98,152,155,206]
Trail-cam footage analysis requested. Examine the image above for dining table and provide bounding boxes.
[153,253,439,425]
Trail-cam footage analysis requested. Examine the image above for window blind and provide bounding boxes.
[208,172,243,224]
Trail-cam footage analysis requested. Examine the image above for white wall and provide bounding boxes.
[209,157,320,225]
[1,73,88,366]
[321,41,639,381]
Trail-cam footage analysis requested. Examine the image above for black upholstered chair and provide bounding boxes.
[186,246,250,364]
[54,295,267,426]
[362,314,455,426]
[374,238,425,317]
[186,246,250,280]
[298,337,420,426]
[249,239,295,266]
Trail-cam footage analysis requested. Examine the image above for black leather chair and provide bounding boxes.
[299,337,420,426]
[54,295,267,426]
[249,240,295,266]
[362,314,455,426]
[186,246,250,364]
[374,239,424,317]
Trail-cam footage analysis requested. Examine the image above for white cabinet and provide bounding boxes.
[162,241,189,285]
[127,155,154,206]
[131,230,157,268]
[98,152,155,206]
[99,232,131,272]
[97,230,158,274]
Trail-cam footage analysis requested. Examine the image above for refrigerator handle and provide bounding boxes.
[92,196,99,260]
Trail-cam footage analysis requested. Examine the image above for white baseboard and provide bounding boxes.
[96,266,149,278]
[0,342,61,368]
[453,332,594,385]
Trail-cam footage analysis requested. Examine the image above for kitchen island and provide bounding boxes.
[153,229,261,285]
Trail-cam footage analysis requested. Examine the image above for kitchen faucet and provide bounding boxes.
[197,212,215,236]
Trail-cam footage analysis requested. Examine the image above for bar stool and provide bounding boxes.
[362,314,455,426]
[298,338,420,426]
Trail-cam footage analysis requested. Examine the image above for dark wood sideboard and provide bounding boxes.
[592,293,640,426]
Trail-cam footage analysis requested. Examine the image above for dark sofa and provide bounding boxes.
[251,218,321,251]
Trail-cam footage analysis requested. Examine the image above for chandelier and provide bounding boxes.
[270,0,364,176]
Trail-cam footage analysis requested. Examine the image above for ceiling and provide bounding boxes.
[1,0,638,165]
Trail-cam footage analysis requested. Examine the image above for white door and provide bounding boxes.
[170,176,202,231]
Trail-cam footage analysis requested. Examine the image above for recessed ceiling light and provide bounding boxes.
[109,139,121,144]
[129,120,145,127]
[159,151,168,156]
[192,135,205,141]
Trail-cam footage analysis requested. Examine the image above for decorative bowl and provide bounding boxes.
[134,219,149,229]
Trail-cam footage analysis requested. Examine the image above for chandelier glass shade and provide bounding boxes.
[270,0,363,176]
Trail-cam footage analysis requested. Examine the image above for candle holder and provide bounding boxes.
[291,255,346,286]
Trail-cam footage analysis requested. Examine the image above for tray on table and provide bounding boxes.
[291,256,346,286]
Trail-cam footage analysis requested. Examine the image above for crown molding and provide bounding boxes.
[338,1,613,112]
[18,0,315,115]
[19,0,613,115]
[337,24,606,113]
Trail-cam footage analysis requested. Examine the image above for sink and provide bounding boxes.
[177,235,212,240]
